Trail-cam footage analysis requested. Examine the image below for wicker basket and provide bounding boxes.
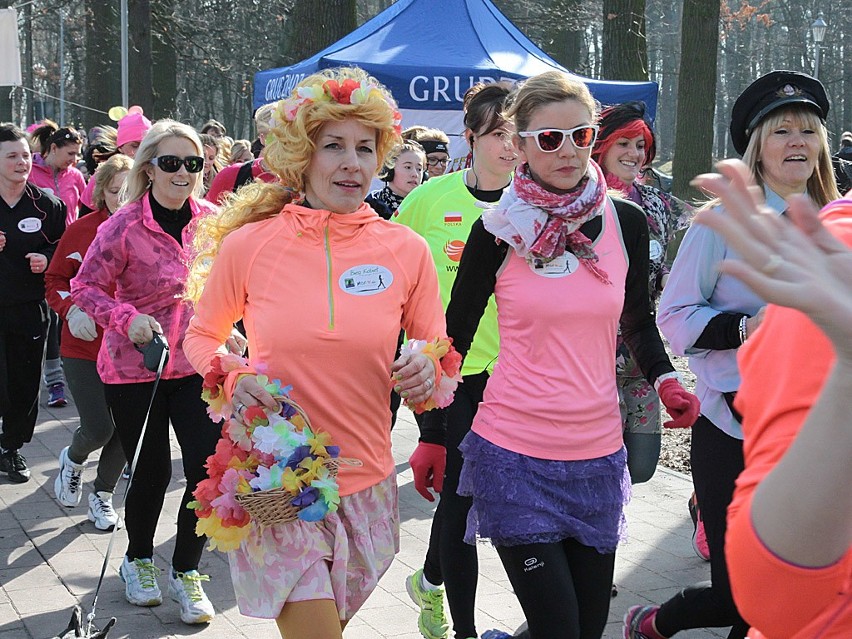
[233,394,359,527]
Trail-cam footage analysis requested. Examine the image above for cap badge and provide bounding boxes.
[778,84,801,97]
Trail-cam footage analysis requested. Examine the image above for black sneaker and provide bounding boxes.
[0,449,31,483]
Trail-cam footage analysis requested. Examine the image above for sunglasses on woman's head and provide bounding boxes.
[518,125,599,153]
[150,155,205,173]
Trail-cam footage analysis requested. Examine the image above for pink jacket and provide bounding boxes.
[29,155,87,227]
[72,193,216,384]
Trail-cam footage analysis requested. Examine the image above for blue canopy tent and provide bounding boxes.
[254,0,658,156]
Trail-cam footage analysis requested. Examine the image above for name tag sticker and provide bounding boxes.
[18,217,42,233]
[339,264,393,296]
[527,252,580,278]
[649,239,664,262]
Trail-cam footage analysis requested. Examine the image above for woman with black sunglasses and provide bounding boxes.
[445,72,698,639]
[72,120,221,626]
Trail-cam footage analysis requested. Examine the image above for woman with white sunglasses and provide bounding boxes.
[445,71,697,639]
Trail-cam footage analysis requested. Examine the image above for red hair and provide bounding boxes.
[591,117,654,172]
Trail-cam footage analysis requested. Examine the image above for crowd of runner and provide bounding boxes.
[0,65,848,639]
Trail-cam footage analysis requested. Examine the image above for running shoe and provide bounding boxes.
[688,493,711,561]
[0,449,31,483]
[482,631,513,639]
[47,382,68,407]
[168,569,215,624]
[120,557,162,606]
[88,491,121,531]
[405,569,449,639]
[624,605,665,639]
[54,446,85,507]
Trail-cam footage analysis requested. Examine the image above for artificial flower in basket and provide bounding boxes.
[189,354,350,552]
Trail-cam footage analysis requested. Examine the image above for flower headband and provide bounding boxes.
[281,77,403,134]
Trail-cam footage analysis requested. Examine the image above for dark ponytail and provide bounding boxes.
[0,123,27,144]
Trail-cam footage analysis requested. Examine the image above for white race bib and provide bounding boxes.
[18,217,42,233]
[649,239,664,262]
[339,264,393,296]
[527,252,580,278]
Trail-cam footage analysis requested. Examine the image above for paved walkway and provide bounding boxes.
[0,393,728,638]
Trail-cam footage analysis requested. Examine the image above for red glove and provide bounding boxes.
[658,378,700,429]
[409,442,446,502]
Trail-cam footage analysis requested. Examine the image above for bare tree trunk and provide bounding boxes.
[83,1,120,129]
[0,0,13,121]
[151,0,177,118]
[647,0,682,163]
[602,0,649,81]
[129,0,153,113]
[672,0,721,201]
[24,1,33,124]
[282,0,357,64]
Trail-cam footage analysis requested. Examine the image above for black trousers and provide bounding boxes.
[422,371,488,639]
[497,538,615,639]
[0,301,48,451]
[655,415,749,638]
[104,374,221,572]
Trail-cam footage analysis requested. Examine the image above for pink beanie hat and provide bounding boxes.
[116,107,152,148]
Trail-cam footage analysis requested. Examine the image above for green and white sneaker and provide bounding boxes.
[406,569,449,639]
[120,557,162,606]
[168,569,214,624]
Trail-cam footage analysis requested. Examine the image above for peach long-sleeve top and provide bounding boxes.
[184,202,446,496]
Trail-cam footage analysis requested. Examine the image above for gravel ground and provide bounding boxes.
[659,347,695,475]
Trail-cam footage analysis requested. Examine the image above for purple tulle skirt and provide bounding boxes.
[457,432,630,553]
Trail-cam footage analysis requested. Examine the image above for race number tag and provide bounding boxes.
[649,239,664,262]
[527,252,580,278]
[18,217,42,233]
[339,264,393,296]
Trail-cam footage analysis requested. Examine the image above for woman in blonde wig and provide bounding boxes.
[184,67,456,639]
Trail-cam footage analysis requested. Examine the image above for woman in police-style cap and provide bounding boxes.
[624,70,840,639]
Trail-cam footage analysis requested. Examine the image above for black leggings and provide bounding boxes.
[422,371,488,639]
[497,538,615,639]
[655,415,749,638]
[0,301,48,451]
[104,374,221,572]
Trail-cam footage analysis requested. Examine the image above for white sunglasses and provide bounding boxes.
[518,125,600,153]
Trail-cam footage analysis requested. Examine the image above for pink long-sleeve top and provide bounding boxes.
[71,193,216,384]
[184,202,446,496]
[29,155,87,227]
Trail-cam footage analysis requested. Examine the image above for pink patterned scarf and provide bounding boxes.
[482,160,610,284]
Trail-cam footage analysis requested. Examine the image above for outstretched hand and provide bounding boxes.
[692,159,852,359]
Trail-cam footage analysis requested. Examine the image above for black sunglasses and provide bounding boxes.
[150,155,205,173]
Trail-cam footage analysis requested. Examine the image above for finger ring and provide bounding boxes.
[760,253,783,275]
[235,402,247,414]
[425,378,433,389]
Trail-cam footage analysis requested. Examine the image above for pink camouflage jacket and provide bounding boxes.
[71,192,216,384]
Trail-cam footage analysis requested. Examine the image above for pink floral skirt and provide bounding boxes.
[228,473,399,620]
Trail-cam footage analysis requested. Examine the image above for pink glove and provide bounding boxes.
[409,442,446,502]
[658,378,700,429]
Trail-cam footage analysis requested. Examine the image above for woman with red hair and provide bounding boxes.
[591,102,692,487]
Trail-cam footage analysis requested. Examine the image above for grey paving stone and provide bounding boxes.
[0,394,730,638]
